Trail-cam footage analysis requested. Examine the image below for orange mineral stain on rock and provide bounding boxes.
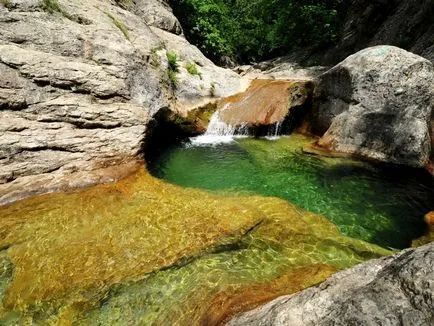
[219,79,313,127]
[200,264,337,326]
[412,211,434,247]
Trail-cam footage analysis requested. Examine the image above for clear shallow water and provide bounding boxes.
[149,134,434,249]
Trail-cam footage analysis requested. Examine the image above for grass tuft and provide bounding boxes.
[41,0,74,20]
[185,62,202,79]
[106,12,129,40]
[166,51,179,88]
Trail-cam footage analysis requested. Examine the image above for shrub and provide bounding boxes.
[185,62,201,78]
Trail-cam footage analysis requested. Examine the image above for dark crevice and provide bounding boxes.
[20,145,82,153]
[36,118,121,130]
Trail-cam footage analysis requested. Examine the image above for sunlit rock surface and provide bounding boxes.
[0,169,390,324]
[311,46,434,170]
[216,80,313,134]
[228,242,434,326]
[0,0,247,204]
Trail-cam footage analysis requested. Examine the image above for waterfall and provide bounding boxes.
[189,107,248,146]
[205,109,248,136]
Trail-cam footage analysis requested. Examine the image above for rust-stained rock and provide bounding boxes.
[218,79,313,130]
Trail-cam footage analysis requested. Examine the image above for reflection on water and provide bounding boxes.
[149,134,434,249]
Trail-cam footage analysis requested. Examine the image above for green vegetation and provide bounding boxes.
[166,50,180,87]
[41,0,74,20]
[105,12,129,40]
[169,0,349,63]
[185,61,202,78]
[150,44,165,68]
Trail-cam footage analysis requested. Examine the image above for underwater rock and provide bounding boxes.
[0,169,390,324]
[228,241,434,326]
[311,46,434,170]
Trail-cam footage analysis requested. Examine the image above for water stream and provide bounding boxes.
[149,134,434,250]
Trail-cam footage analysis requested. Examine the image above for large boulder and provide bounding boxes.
[311,46,434,169]
[0,0,247,204]
[228,242,434,326]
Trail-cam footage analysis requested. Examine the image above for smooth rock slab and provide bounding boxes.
[312,45,434,169]
[228,241,434,326]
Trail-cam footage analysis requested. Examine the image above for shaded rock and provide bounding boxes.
[228,242,434,326]
[217,79,313,134]
[311,46,434,169]
[319,0,434,64]
[412,211,434,247]
[131,0,183,35]
[0,0,247,203]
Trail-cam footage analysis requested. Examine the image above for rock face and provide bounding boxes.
[320,0,434,64]
[0,0,247,204]
[311,46,434,169]
[215,79,313,135]
[228,241,434,326]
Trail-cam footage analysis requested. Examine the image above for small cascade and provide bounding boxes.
[189,79,311,146]
[265,121,283,140]
[190,107,249,145]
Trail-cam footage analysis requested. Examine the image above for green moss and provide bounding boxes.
[185,61,202,78]
[105,12,129,40]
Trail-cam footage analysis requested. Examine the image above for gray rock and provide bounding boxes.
[312,45,434,168]
[228,242,434,326]
[132,0,183,35]
[0,0,247,204]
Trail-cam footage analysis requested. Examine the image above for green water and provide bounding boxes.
[149,135,434,249]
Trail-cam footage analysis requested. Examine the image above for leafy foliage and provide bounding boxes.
[170,0,349,63]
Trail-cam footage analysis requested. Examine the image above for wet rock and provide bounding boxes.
[412,211,434,247]
[228,241,434,326]
[312,46,434,169]
[218,79,313,134]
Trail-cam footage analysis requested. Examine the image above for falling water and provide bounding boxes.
[190,106,249,145]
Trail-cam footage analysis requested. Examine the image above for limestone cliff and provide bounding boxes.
[0,0,247,204]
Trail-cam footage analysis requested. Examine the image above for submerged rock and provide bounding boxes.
[228,241,434,326]
[311,46,434,170]
[0,169,390,324]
